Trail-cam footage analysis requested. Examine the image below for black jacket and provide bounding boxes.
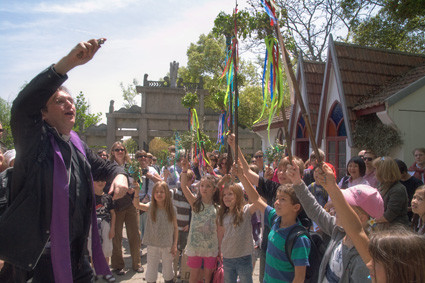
[0,65,125,271]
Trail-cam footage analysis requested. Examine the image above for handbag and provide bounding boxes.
[212,256,224,283]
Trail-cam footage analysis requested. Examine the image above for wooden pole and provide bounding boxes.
[233,39,239,167]
[273,23,322,164]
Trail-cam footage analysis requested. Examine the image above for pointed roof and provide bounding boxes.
[354,65,425,111]
[289,59,325,139]
[317,37,425,146]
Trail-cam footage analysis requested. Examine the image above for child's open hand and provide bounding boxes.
[286,160,302,185]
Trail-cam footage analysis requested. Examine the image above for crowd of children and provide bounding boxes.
[61,138,425,283]
[1,133,425,283]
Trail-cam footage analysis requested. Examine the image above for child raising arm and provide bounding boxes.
[234,163,310,283]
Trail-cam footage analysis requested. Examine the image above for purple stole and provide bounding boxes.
[49,131,111,283]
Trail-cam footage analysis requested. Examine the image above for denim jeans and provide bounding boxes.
[223,255,253,283]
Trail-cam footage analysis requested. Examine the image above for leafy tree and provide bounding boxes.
[120,78,140,109]
[241,0,369,61]
[0,98,13,149]
[73,91,102,135]
[123,138,139,155]
[179,31,266,129]
[350,12,425,53]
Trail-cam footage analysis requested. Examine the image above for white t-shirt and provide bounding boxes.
[323,239,344,283]
[139,166,159,201]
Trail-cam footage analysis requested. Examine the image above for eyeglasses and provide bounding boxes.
[137,155,147,159]
[254,155,263,158]
[114,148,125,152]
[54,96,74,106]
[363,157,373,161]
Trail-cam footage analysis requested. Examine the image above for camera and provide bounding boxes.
[142,168,149,176]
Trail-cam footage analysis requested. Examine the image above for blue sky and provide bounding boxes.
[0,0,248,122]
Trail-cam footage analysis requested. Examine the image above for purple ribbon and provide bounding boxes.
[49,131,111,283]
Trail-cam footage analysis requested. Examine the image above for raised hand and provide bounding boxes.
[285,161,303,185]
[314,163,337,189]
[54,38,106,75]
[181,157,190,172]
[227,133,236,150]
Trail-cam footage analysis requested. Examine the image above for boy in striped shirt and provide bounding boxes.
[237,166,311,283]
[172,169,195,278]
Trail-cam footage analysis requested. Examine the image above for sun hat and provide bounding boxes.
[341,184,384,219]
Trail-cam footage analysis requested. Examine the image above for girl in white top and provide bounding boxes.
[180,158,220,283]
[133,181,178,283]
[217,183,257,283]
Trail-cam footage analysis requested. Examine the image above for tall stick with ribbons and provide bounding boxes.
[262,0,321,164]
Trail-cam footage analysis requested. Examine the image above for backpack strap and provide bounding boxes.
[285,225,309,267]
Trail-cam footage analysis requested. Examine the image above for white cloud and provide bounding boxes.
[34,0,139,14]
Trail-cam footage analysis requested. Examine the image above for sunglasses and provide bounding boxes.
[137,155,147,159]
[254,155,263,158]
[363,157,373,161]
[114,148,125,152]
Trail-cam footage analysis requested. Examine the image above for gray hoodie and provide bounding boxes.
[293,182,370,282]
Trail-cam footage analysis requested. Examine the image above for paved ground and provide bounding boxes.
[98,225,260,282]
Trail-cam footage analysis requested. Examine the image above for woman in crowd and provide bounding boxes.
[338,156,369,189]
[108,142,143,275]
[373,156,410,227]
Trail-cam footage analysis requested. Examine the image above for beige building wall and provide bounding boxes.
[386,84,425,165]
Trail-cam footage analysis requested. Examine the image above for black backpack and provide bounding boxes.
[285,224,325,283]
[0,168,13,216]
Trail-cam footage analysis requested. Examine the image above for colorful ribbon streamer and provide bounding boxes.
[254,35,285,142]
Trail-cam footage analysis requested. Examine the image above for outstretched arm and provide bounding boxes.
[234,163,267,214]
[287,162,372,265]
[180,158,197,206]
[227,134,260,186]
[132,186,150,211]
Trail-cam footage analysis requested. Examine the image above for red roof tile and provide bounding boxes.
[332,42,425,131]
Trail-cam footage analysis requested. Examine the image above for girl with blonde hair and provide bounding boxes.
[217,183,257,283]
[133,181,178,283]
[181,158,220,283]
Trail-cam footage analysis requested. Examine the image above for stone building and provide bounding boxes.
[84,61,261,154]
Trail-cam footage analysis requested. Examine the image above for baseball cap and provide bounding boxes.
[341,184,384,219]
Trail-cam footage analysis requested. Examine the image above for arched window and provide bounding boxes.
[296,114,309,162]
[326,102,347,180]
